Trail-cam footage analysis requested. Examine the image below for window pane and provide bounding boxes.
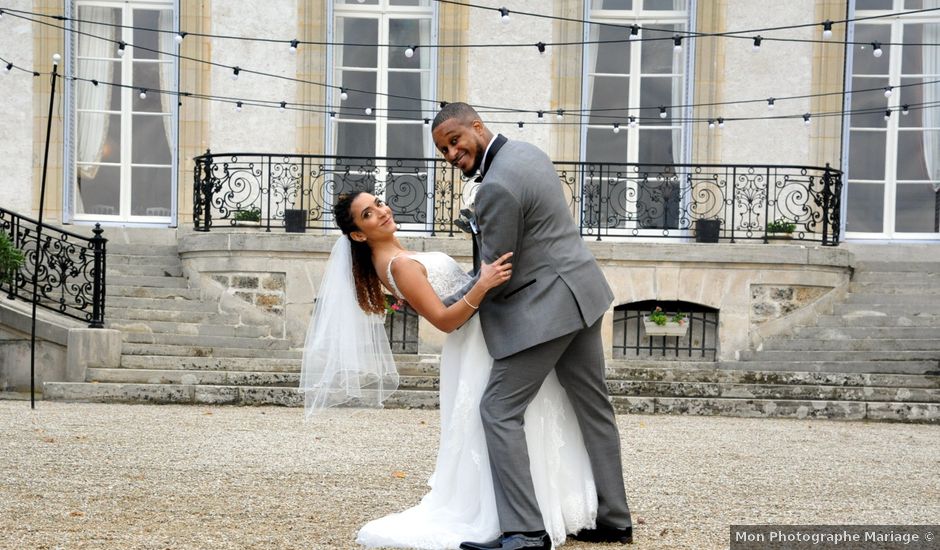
[895,184,939,232]
[592,0,632,8]
[899,77,932,128]
[76,6,120,60]
[641,25,679,74]
[76,61,121,111]
[897,130,940,181]
[131,166,172,216]
[132,9,170,60]
[852,25,891,75]
[132,115,172,165]
[586,127,628,163]
[640,76,676,125]
[848,131,887,180]
[588,76,629,124]
[77,165,121,215]
[388,72,424,120]
[389,19,429,70]
[846,182,884,232]
[336,70,377,118]
[902,23,940,75]
[592,26,631,74]
[387,124,425,159]
[638,128,676,166]
[337,0,378,4]
[338,18,378,68]
[644,0,686,10]
[77,113,121,164]
[856,0,893,8]
[133,62,168,113]
[906,0,924,7]
[336,122,376,158]
[849,77,889,128]
[390,0,430,5]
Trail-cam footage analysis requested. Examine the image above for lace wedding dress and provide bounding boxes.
[356,252,598,549]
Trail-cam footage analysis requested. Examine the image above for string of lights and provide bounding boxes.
[5,52,937,132]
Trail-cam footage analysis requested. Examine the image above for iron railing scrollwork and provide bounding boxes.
[0,207,107,327]
[194,152,842,246]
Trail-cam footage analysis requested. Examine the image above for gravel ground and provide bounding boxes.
[0,400,937,550]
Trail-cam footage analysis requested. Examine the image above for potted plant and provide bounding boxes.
[233,207,262,227]
[766,218,796,239]
[0,231,25,285]
[644,306,688,337]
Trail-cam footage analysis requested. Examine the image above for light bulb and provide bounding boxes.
[902,104,910,115]
[139,89,147,100]
[365,107,372,115]
[3,62,12,74]
[822,20,833,39]
[752,36,762,52]
[883,87,892,98]
[872,42,883,58]
[174,32,185,44]
[717,117,725,128]
[884,109,891,121]
[659,106,668,119]
[279,101,287,112]
[289,39,299,55]
[767,98,775,110]
[629,24,640,41]
[517,121,524,129]
[536,42,546,55]
[234,101,243,112]
[673,35,682,53]
[231,66,240,81]
[628,116,637,128]
[117,41,126,57]
[339,88,348,101]
[499,7,510,23]
[537,110,544,119]
[803,113,811,126]
[612,123,620,134]
[423,118,430,125]
[556,109,564,120]
[405,46,415,58]
[708,119,715,129]
[52,53,61,66]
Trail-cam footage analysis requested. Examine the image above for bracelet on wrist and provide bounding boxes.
[462,296,479,310]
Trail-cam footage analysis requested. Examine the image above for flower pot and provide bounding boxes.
[695,219,721,243]
[643,319,688,337]
[233,220,260,227]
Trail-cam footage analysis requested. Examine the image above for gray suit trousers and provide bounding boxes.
[479,318,632,533]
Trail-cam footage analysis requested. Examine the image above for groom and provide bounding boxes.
[432,103,632,549]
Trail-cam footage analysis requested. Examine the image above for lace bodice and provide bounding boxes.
[386,252,472,301]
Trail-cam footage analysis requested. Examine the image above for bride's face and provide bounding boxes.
[349,192,396,243]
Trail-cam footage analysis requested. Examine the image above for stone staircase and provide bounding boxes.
[43,249,940,423]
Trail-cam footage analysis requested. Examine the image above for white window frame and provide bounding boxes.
[842,0,940,240]
[64,0,179,227]
[326,0,438,232]
[580,0,695,237]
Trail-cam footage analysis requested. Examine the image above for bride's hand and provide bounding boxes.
[479,252,513,291]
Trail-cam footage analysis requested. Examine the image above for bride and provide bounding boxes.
[300,191,598,549]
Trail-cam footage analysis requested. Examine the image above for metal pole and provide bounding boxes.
[30,57,60,409]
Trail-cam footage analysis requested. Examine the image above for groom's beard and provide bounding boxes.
[463,147,485,178]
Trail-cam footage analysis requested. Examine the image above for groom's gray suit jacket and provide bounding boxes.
[451,136,613,360]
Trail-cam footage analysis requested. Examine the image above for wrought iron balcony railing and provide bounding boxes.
[1,207,107,328]
[193,151,842,246]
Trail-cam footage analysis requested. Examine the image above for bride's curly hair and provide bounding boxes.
[333,192,388,315]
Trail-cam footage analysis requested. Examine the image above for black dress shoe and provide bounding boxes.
[459,532,552,550]
[571,524,633,544]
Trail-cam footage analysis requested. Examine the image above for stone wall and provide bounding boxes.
[179,231,853,360]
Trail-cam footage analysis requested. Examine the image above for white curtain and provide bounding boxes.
[419,19,431,154]
[671,0,684,164]
[922,20,940,192]
[76,7,115,179]
[158,10,175,149]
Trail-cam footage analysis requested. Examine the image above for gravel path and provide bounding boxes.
[1,401,937,549]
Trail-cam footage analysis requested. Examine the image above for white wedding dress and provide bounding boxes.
[356,252,598,549]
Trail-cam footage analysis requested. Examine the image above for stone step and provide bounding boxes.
[108,296,219,312]
[793,326,940,339]
[120,343,303,359]
[106,307,242,325]
[816,313,940,327]
[726,359,939,375]
[121,332,291,350]
[107,275,190,289]
[833,303,940,316]
[121,355,301,372]
[106,264,184,277]
[851,273,940,287]
[854,261,940,273]
[608,365,940,389]
[107,244,180,257]
[87,368,298,387]
[844,293,940,306]
[41,383,939,422]
[42,381,302,407]
[108,254,182,267]
[848,282,940,295]
[740,350,940,363]
[107,319,272,339]
[108,286,204,300]
[609,396,938,423]
[762,338,940,352]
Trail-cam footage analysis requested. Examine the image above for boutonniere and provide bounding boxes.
[455,207,478,235]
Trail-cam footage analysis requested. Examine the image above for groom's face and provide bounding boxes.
[432,118,488,178]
